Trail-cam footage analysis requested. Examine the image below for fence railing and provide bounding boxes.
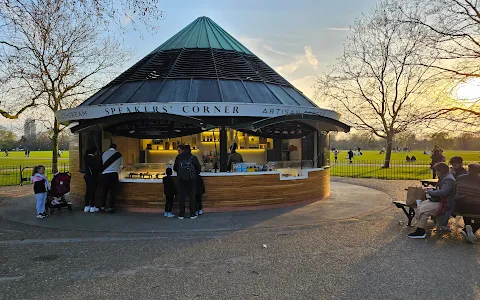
[330,160,474,180]
[0,163,69,187]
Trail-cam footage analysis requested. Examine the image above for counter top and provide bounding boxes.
[119,168,325,183]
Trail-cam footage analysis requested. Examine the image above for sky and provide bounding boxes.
[2,0,382,134]
[122,0,381,99]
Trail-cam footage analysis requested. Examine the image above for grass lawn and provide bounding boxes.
[0,151,69,167]
[330,150,480,180]
[330,150,480,164]
[0,151,70,186]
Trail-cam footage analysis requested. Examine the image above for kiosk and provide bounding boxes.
[58,17,350,211]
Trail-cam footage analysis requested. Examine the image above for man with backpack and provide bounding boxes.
[174,144,201,219]
[101,144,123,214]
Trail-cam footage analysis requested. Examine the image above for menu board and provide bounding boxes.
[106,119,202,138]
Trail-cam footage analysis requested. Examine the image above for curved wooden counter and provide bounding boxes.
[69,142,330,212]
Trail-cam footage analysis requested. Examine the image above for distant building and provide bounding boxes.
[23,118,36,142]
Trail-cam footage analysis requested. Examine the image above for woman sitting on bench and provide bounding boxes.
[408,162,456,239]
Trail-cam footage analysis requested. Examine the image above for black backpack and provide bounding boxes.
[178,155,197,181]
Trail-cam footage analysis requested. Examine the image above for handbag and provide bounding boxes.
[406,187,426,206]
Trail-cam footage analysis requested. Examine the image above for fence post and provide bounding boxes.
[19,165,22,186]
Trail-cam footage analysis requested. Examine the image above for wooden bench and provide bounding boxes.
[420,179,438,187]
[393,200,415,226]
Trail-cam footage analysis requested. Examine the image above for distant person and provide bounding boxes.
[227,143,243,171]
[83,148,100,213]
[334,149,339,163]
[5,149,8,157]
[174,144,201,219]
[195,174,205,216]
[25,149,28,157]
[58,150,62,158]
[348,149,354,164]
[449,156,467,179]
[163,167,176,218]
[380,147,385,154]
[31,165,50,219]
[101,144,123,214]
[406,156,411,162]
[411,156,417,162]
[424,150,427,155]
[408,163,455,239]
[430,149,446,179]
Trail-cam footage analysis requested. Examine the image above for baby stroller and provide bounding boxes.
[46,172,72,213]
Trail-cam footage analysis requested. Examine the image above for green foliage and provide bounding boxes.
[0,129,16,150]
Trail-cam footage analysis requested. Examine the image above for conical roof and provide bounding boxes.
[79,16,318,109]
[151,16,252,54]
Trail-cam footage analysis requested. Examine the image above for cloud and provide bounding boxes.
[262,44,287,56]
[325,27,351,31]
[304,46,318,70]
[275,45,319,77]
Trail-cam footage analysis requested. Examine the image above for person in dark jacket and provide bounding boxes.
[348,149,354,164]
[163,167,176,218]
[84,148,100,213]
[430,149,446,179]
[449,156,468,179]
[173,145,201,219]
[195,175,205,216]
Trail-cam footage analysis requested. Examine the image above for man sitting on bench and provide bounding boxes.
[456,163,480,243]
[408,163,456,239]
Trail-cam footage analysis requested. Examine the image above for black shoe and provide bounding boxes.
[41,212,49,217]
[190,215,198,219]
[105,208,115,214]
[408,228,426,239]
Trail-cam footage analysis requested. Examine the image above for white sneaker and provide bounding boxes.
[198,209,203,215]
[84,206,91,212]
[36,214,45,219]
[466,225,478,244]
[178,216,184,220]
[167,212,175,218]
[190,215,198,219]
[94,207,99,212]
[164,212,168,217]
[89,207,97,213]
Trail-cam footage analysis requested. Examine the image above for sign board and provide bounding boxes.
[56,102,340,124]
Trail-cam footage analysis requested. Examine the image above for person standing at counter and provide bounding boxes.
[174,144,201,219]
[195,174,205,216]
[163,167,176,218]
[101,144,123,214]
[227,143,243,171]
[84,148,100,213]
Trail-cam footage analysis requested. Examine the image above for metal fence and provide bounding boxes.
[0,163,69,187]
[330,160,474,180]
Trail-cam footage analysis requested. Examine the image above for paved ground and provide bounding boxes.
[0,178,479,300]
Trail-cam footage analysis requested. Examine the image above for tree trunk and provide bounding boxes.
[51,118,60,173]
[383,135,393,168]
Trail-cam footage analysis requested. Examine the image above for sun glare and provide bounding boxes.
[453,78,480,103]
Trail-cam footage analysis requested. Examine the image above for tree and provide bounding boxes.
[316,1,439,168]
[429,132,455,150]
[399,0,480,125]
[0,0,165,120]
[0,0,130,171]
[0,128,16,150]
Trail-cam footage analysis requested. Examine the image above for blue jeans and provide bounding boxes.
[35,192,47,214]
